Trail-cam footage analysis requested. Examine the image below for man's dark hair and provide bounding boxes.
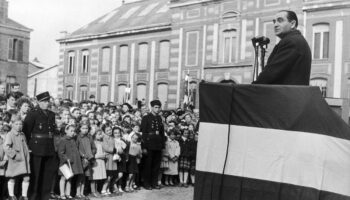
[279,10,298,28]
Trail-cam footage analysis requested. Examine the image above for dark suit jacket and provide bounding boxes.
[140,113,165,150]
[252,30,312,85]
[23,108,56,156]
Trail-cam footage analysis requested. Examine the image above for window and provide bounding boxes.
[100,85,109,104]
[6,76,16,94]
[159,41,170,69]
[66,86,74,100]
[185,31,199,66]
[118,84,126,103]
[157,83,168,107]
[310,78,327,97]
[68,51,75,74]
[101,47,111,72]
[119,45,128,71]
[80,85,88,101]
[313,24,329,59]
[222,29,238,63]
[138,43,148,70]
[8,38,24,62]
[81,50,89,73]
[137,84,146,101]
[264,0,280,6]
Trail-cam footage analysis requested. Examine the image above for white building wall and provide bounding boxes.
[28,66,59,98]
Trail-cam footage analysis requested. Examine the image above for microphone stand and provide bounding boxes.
[252,39,269,82]
[259,43,268,71]
[252,41,259,82]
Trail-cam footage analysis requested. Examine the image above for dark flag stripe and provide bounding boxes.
[195,171,350,200]
[199,82,350,141]
[196,122,350,197]
[196,82,350,200]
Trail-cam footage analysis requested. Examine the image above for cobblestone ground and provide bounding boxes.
[90,186,194,200]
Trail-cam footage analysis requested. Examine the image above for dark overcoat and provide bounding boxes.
[253,29,312,85]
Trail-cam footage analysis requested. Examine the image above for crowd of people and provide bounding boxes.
[0,89,199,200]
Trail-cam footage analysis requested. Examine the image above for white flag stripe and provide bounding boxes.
[197,122,350,197]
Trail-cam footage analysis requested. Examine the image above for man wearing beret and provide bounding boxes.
[23,92,57,200]
[140,100,166,190]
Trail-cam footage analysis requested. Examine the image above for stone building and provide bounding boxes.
[57,0,350,109]
[303,0,350,99]
[0,0,31,94]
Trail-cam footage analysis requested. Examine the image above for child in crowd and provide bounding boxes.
[189,132,198,185]
[4,116,31,200]
[0,132,7,199]
[0,118,6,140]
[50,115,65,199]
[126,133,142,192]
[58,124,83,200]
[178,129,191,187]
[76,121,96,199]
[113,127,128,193]
[128,123,140,142]
[90,129,106,198]
[101,124,116,196]
[164,129,180,186]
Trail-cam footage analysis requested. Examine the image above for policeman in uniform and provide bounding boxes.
[23,92,57,200]
[140,100,166,189]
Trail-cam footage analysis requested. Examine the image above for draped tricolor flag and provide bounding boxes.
[195,82,350,200]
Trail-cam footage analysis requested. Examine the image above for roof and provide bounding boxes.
[60,0,170,41]
[30,59,51,69]
[28,64,59,78]
[2,18,32,32]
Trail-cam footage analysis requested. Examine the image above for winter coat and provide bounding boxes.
[57,136,83,175]
[4,130,30,177]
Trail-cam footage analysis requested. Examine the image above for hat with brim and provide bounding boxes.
[36,92,50,102]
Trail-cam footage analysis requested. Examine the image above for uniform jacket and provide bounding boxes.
[253,30,312,85]
[23,108,56,156]
[140,113,166,150]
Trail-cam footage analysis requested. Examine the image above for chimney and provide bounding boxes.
[0,0,8,24]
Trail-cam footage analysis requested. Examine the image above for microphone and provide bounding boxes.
[251,36,270,45]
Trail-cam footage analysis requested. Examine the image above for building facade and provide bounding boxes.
[57,0,350,109]
[0,0,31,94]
[27,59,59,98]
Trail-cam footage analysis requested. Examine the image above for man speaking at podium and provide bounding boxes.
[252,10,312,85]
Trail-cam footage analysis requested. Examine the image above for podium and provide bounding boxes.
[195,82,350,200]
[325,97,349,123]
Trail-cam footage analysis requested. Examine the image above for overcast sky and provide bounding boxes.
[8,0,126,66]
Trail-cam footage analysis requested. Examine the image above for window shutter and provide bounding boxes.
[18,40,24,62]
[8,39,13,60]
